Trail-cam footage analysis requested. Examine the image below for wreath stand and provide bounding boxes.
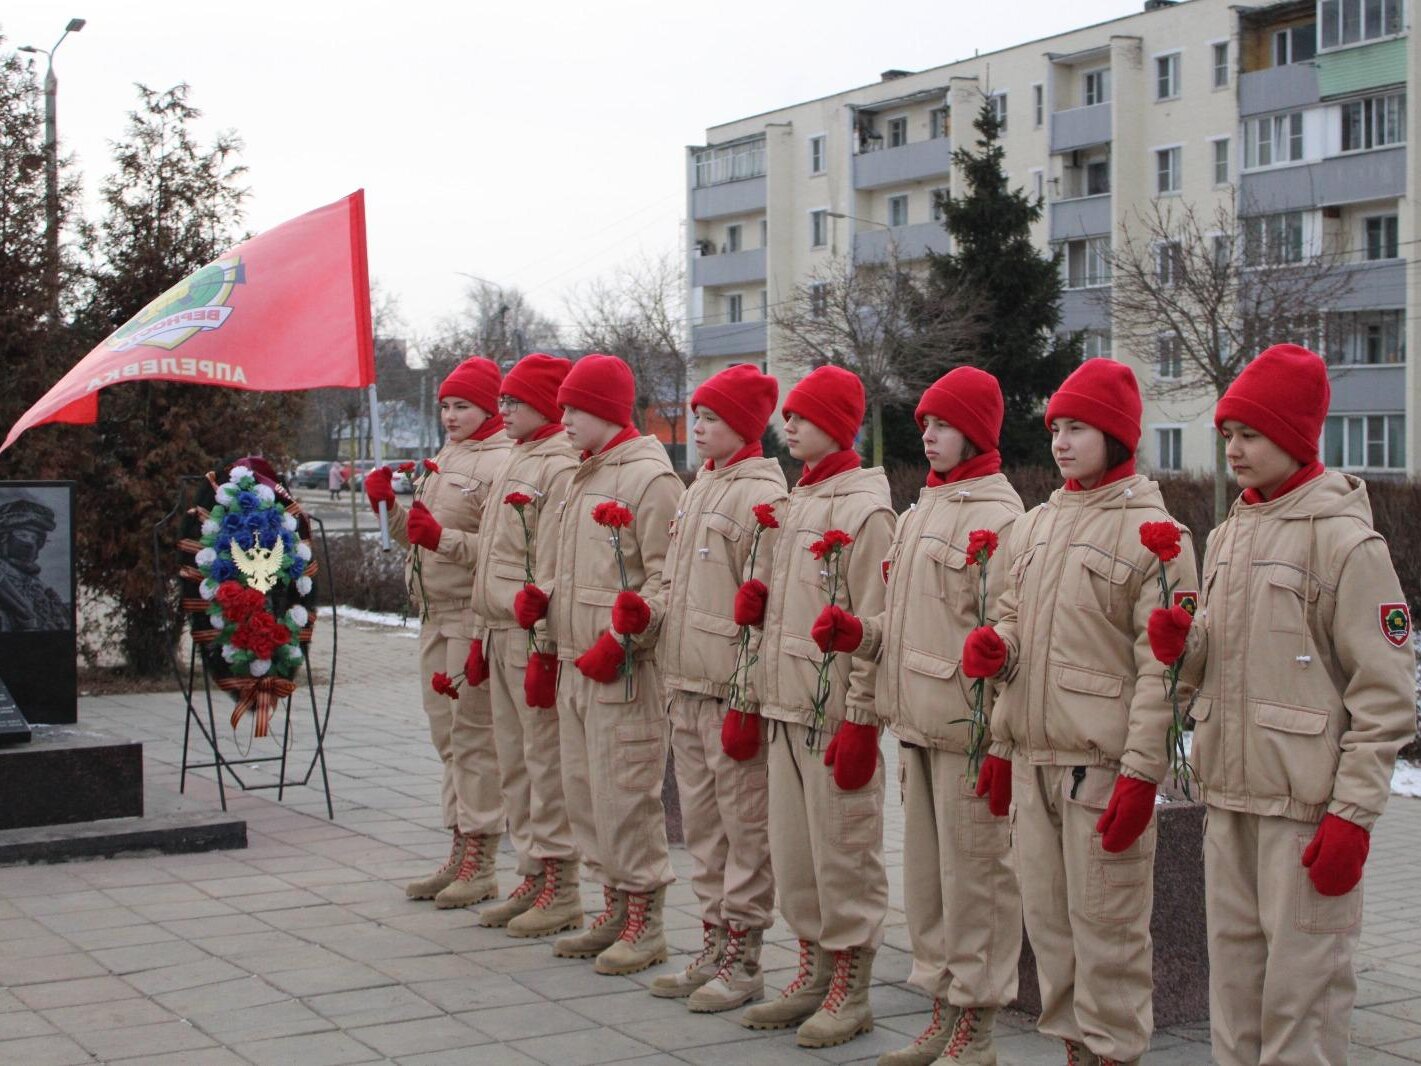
[153,476,337,820]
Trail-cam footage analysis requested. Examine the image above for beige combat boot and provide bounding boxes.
[553,885,624,958]
[938,1006,999,1064]
[478,871,541,928]
[741,939,832,1030]
[433,832,498,909]
[876,997,952,1065]
[594,886,668,976]
[649,921,725,998]
[405,830,466,900]
[688,925,763,1013]
[796,946,875,1048]
[1064,1040,1099,1066]
[508,857,584,938]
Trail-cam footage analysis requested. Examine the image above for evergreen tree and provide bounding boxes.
[925,100,1079,466]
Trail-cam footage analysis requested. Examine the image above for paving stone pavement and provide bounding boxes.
[3,614,1420,1065]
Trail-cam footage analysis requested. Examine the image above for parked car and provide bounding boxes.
[293,460,337,489]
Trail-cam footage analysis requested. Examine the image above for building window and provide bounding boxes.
[1085,68,1111,106]
[693,138,767,187]
[1275,23,1318,64]
[1212,138,1230,185]
[931,187,949,221]
[1212,42,1230,88]
[887,117,908,148]
[1243,211,1305,265]
[725,224,741,253]
[1032,169,1044,202]
[1156,53,1181,100]
[1032,85,1043,128]
[1156,146,1182,194]
[1157,334,1184,379]
[809,135,826,174]
[759,290,768,320]
[1365,214,1400,259]
[1086,160,1110,196]
[1064,238,1111,288]
[1156,241,1184,286]
[1323,414,1405,470]
[1082,331,1111,359]
[1244,112,1304,168]
[1319,0,1403,50]
[888,195,909,227]
[809,282,829,318]
[1212,234,1232,270]
[1156,427,1184,471]
[1326,309,1405,364]
[929,107,949,139]
[811,209,828,248]
[760,219,768,246]
[1341,93,1406,152]
[726,294,743,324]
[988,92,1008,132]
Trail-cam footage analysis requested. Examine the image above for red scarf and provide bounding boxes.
[798,449,861,487]
[519,421,564,445]
[1065,457,1136,492]
[926,450,1001,487]
[706,441,764,471]
[471,414,505,441]
[582,424,639,461]
[1241,460,1324,505]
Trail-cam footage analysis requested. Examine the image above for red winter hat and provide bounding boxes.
[691,364,779,444]
[783,366,865,451]
[1044,358,1142,452]
[503,353,572,423]
[1215,344,1330,463]
[439,356,501,415]
[915,366,1003,453]
[557,353,635,427]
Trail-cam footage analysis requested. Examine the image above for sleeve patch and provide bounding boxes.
[1173,590,1199,616]
[1380,603,1411,648]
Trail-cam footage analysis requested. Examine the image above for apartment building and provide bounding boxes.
[684,0,1415,476]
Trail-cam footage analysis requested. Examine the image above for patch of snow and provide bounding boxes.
[317,605,417,632]
[1393,761,1421,799]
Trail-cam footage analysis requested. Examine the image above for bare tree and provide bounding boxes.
[772,245,984,466]
[1101,198,1355,521]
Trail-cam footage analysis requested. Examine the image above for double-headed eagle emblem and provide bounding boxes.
[230,532,284,593]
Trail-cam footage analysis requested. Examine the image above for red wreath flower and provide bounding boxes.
[592,501,634,528]
[231,610,292,660]
[505,492,534,508]
[216,581,266,625]
[1139,521,1183,563]
[966,529,999,565]
[422,459,440,474]
[753,503,779,529]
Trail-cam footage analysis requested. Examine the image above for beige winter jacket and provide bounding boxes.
[469,430,580,641]
[989,474,1198,784]
[754,466,895,732]
[547,434,682,663]
[1179,471,1416,829]
[388,431,512,618]
[650,457,789,701]
[856,473,1023,750]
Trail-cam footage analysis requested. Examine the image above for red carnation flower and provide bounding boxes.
[753,503,779,529]
[1139,521,1182,563]
[397,461,416,474]
[592,501,634,528]
[422,459,440,474]
[966,529,999,565]
[231,609,291,661]
[505,492,534,508]
[431,671,459,698]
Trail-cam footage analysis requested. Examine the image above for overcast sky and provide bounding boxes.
[6,0,1137,359]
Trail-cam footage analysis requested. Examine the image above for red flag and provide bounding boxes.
[2,190,376,454]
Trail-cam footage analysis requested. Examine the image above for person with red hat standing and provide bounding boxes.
[1147,344,1415,1066]
[526,354,682,975]
[809,366,1025,1064]
[613,364,788,1012]
[468,354,585,938]
[364,356,513,909]
[960,357,1198,1065]
[737,365,895,1049]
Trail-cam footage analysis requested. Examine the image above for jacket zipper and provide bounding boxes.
[1070,765,1087,800]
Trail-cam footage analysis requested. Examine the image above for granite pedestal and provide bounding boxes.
[0,725,143,831]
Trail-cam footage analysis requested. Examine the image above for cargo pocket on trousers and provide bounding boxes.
[955,777,1011,858]
[738,763,769,824]
[1085,828,1154,925]
[615,722,664,793]
[1294,833,1363,934]
[830,785,881,850]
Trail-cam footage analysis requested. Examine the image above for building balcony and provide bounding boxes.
[1059,288,1110,333]
[1328,364,1406,414]
[1049,194,1112,241]
[852,221,951,263]
[691,321,767,359]
[852,138,953,190]
[691,248,767,288]
[1238,63,1320,118]
[1239,146,1405,213]
[1050,102,1111,154]
[1316,37,1407,98]
[1331,259,1406,311]
[690,175,767,220]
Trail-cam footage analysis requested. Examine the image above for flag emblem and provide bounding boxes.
[107,258,245,353]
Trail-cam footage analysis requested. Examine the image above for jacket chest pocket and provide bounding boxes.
[698,511,744,571]
[921,536,976,619]
[795,529,831,596]
[1264,566,1319,635]
[1074,549,1135,619]
[1009,543,1040,605]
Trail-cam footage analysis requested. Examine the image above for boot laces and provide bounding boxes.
[689,922,721,973]
[531,858,562,909]
[781,939,815,996]
[912,998,946,1045]
[710,926,746,982]
[820,949,857,1015]
[587,885,618,930]
[508,873,539,902]
[437,831,465,874]
[945,1007,979,1057]
[616,891,650,944]
[451,834,484,881]
[1065,1040,1084,1066]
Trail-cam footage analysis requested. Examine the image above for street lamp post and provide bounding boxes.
[19,17,85,323]
[453,270,515,367]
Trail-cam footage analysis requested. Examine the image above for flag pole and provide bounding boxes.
[368,383,391,551]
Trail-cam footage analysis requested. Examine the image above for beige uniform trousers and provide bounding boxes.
[557,659,673,893]
[900,745,1021,1007]
[487,627,578,878]
[1014,762,1155,1062]
[669,693,774,930]
[767,720,888,952]
[418,611,503,835]
[1205,808,1361,1066]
